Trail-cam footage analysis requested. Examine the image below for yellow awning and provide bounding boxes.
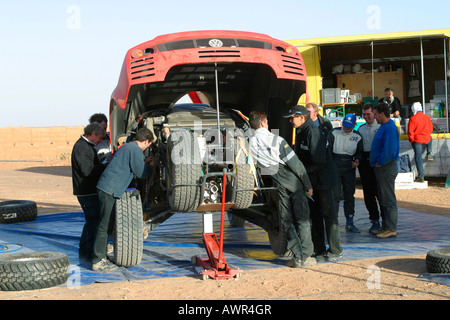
[287,28,450,47]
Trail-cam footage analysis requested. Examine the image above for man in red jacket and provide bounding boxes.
[408,102,434,182]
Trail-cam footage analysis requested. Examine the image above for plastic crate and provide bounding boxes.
[321,88,341,103]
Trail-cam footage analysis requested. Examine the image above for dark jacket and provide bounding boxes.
[317,114,333,139]
[294,118,336,190]
[71,136,105,196]
[96,141,152,199]
[249,128,312,192]
[378,97,401,115]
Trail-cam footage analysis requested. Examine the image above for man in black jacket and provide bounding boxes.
[285,105,343,261]
[71,122,106,261]
[306,102,333,139]
[248,111,315,267]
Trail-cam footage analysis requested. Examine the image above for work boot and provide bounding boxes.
[369,220,380,233]
[376,230,397,239]
[370,227,385,235]
[345,216,360,233]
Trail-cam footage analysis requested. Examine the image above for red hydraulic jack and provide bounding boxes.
[192,171,243,280]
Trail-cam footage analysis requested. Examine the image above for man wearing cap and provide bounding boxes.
[370,103,400,239]
[248,111,316,267]
[285,105,343,262]
[408,102,434,183]
[329,113,363,232]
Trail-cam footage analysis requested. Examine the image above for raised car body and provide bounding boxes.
[109,30,308,261]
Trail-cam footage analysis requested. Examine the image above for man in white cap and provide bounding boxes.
[329,113,363,232]
[408,102,434,182]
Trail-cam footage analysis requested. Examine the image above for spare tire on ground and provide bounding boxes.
[0,251,70,291]
[426,248,450,273]
[0,200,38,224]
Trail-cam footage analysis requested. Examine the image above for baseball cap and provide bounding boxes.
[283,105,308,118]
[342,113,356,128]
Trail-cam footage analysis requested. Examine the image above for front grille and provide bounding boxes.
[130,57,155,80]
[198,49,241,58]
[157,38,271,52]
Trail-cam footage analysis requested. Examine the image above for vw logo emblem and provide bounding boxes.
[208,39,223,47]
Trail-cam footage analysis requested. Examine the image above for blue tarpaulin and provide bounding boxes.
[0,200,449,287]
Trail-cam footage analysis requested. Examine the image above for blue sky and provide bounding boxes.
[0,0,449,128]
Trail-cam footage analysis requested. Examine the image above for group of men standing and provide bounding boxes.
[248,101,401,268]
[71,95,426,271]
[71,114,155,272]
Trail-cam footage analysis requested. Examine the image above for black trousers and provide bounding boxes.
[358,153,383,221]
[77,194,100,260]
[272,167,313,258]
[309,188,342,256]
[92,189,116,264]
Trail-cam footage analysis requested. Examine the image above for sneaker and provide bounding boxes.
[376,230,397,239]
[286,257,302,268]
[286,256,317,268]
[427,155,434,161]
[414,177,425,183]
[326,251,343,262]
[301,256,317,267]
[106,243,114,254]
[369,220,380,233]
[92,258,119,272]
[312,252,327,262]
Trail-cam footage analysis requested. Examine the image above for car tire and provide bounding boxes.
[0,200,38,224]
[114,189,144,267]
[167,130,202,212]
[426,248,450,273]
[231,136,254,210]
[227,211,246,227]
[0,251,70,291]
[266,193,290,256]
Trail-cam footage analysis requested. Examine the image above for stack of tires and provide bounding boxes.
[0,200,70,291]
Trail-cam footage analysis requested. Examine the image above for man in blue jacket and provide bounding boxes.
[92,128,155,271]
[370,103,400,239]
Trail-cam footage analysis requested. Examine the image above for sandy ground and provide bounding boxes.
[0,159,449,302]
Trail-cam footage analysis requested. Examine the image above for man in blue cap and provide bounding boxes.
[329,113,363,232]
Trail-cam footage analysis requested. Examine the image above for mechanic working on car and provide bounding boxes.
[71,122,106,262]
[248,111,316,267]
[91,127,155,272]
